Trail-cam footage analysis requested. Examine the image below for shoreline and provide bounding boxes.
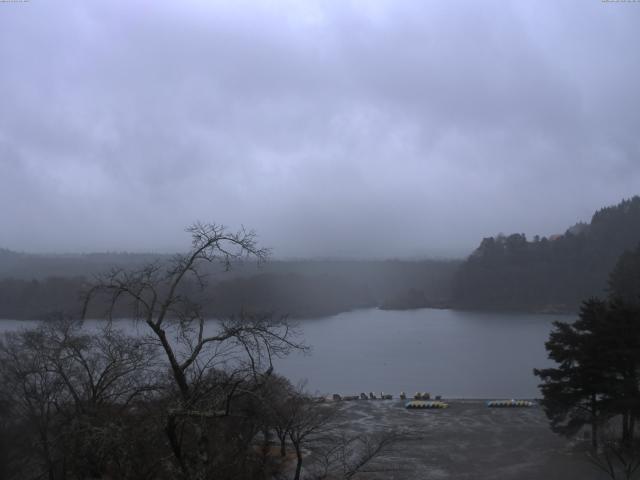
[324,400,600,479]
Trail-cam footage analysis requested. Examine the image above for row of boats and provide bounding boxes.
[406,401,449,409]
[328,392,536,409]
[405,399,536,409]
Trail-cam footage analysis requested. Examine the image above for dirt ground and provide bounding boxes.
[319,399,607,480]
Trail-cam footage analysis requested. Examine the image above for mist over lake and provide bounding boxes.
[2,1,639,477]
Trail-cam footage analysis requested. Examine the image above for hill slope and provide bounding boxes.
[451,196,640,312]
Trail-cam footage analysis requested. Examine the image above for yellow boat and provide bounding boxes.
[487,399,534,408]
[405,400,448,409]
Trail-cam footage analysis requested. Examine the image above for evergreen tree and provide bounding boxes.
[454,196,640,312]
[535,245,640,448]
[609,243,640,307]
[534,299,612,448]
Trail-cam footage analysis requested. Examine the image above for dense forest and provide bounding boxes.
[452,196,640,312]
[0,251,458,319]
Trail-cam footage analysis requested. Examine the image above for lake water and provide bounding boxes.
[0,308,571,399]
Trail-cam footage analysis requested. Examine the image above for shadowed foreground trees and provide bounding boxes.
[535,244,640,479]
[80,222,308,479]
[0,317,161,479]
[0,318,316,479]
[0,321,397,480]
[0,223,403,479]
[534,298,615,448]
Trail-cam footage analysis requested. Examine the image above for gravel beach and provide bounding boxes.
[316,399,605,480]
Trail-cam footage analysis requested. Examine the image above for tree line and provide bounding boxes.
[453,196,640,312]
[0,252,458,320]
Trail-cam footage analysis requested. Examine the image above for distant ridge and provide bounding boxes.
[0,249,459,319]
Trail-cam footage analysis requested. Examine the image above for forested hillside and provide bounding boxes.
[452,196,640,312]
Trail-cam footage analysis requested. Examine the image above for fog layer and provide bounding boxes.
[1,0,638,257]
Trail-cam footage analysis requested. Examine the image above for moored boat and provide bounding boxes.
[487,399,535,408]
[406,400,448,409]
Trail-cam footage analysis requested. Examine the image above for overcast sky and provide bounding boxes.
[1,0,639,258]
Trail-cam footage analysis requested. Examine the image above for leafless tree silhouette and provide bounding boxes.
[82,222,306,479]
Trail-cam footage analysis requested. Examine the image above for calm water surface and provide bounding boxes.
[274,308,570,398]
[0,308,571,398]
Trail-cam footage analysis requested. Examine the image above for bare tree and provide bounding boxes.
[285,394,337,480]
[0,316,159,480]
[588,421,640,480]
[259,382,404,480]
[340,431,403,479]
[260,375,297,458]
[81,222,306,479]
[0,325,68,479]
[308,429,404,480]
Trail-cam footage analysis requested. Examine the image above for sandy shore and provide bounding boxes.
[316,399,605,480]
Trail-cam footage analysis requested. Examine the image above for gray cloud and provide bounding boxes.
[1,0,639,257]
